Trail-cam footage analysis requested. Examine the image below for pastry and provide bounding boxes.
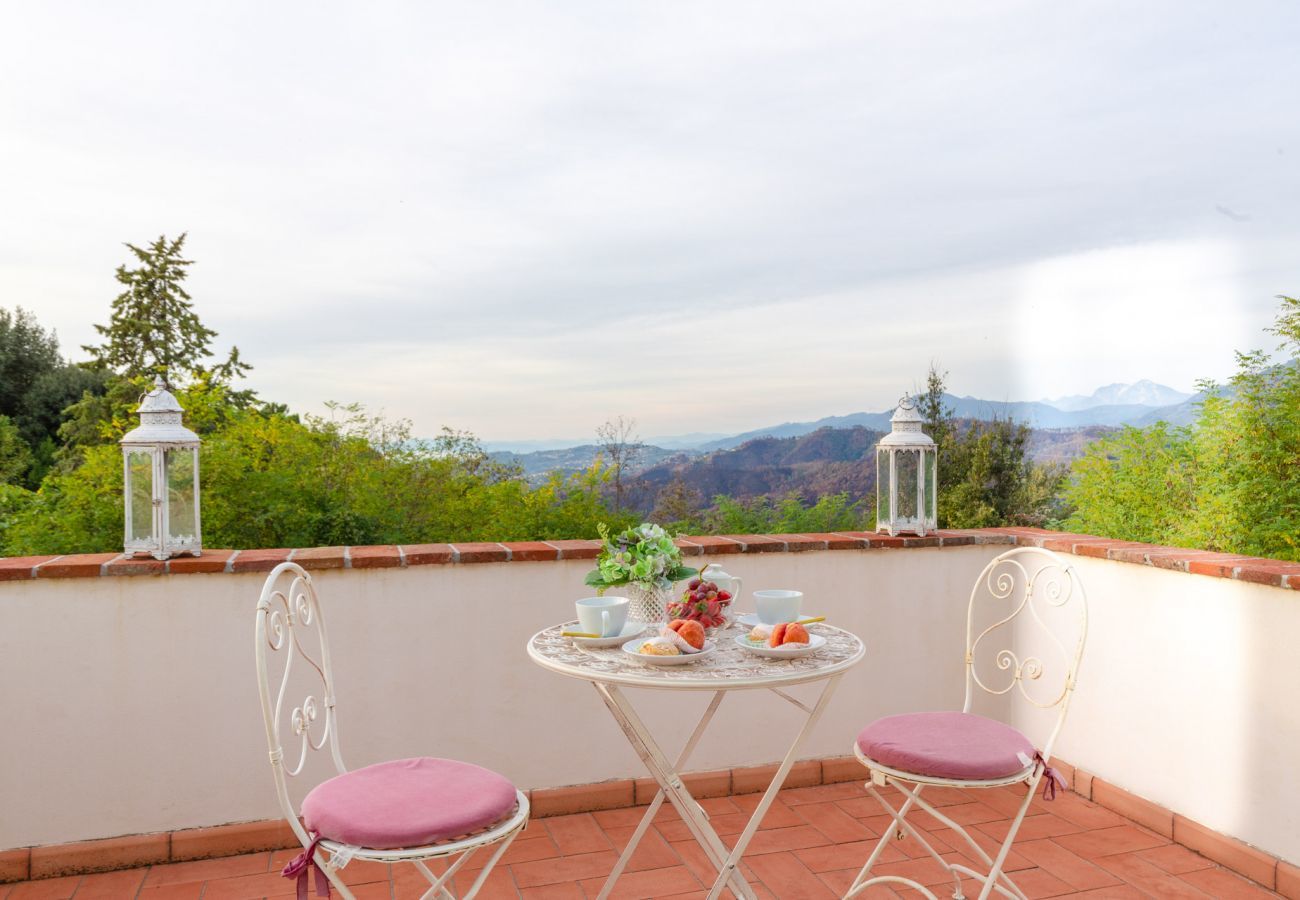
[639,637,681,656]
[748,624,773,642]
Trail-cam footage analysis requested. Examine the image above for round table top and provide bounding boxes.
[526,620,865,690]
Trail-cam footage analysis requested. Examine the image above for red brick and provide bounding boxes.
[801,533,868,550]
[934,532,976,546]
[346,545,401,569]
[1172,815,1277,887]
[103,556,166,576]
[678,535,742,555]
[36,553,119,578]
[765,534,826,551]
[166,549,235,574]
[1234,560,1300,588]
[0,848,29,883]
[451,542,509,563]
[29,833,168,878]
[1107,545,1164,565]
[228,548,292,573]
[0,556,57,581]
[1185,554,1253,577]
[1074,540,1147,559]
[398,543,454,566]
[900,535,942,547]
[169,819,297,861]
[530,780,634,817]
[721,534,786,553]
[546,539,603,560]
[292,546,347,570]
[502,541,560,562]
[863,534,906,548]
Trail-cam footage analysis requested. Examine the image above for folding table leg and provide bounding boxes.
[593,684,758,900]
[704,674,844,900]
[595,690,726,900]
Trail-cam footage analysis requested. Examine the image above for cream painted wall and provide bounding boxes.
[0,546,992,850]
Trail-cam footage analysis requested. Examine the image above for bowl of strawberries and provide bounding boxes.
[666,574,734,633]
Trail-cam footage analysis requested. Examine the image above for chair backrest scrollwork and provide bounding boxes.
[254,563,346,829]
[962,547,1088,758]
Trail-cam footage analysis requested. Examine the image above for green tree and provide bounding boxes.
[1066,295,1300,559]
[920,364,1064,528]
[0,417,33,485]
[83,233,249,384]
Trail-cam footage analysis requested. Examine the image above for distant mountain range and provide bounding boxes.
[484,380,1203,479]
[1042,379,1192,411]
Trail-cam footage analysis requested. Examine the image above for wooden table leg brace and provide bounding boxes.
[592,675,844,900]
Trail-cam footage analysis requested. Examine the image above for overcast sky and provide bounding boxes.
[3,1,1297,442]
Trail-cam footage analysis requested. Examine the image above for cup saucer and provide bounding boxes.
[568,620,648,648]
[737,612,817,627]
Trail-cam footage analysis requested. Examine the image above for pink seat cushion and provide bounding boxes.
[857,712,1035,781]
[302,757,518,849]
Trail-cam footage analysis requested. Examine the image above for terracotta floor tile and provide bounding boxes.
[1138,843,1216,875]
[603,825,683,872]
[1007,865,1077,899]
[1095,850,1177,883]
[1015,838,1124,891]
[795,800,875,843]
[141,852,271,886]
[915,800,1008,829]
[134,885,204,900]
[69,868,146,899]
[743,824,832,856]
[1049,794,1129,831]
[976,812,1086,843]
[794,838,907,874]
[779,782,866,806]
[7,877,81,900]
[1054,825,1171,860]
[870,853,976,889]
[1070,885,1148,898]
[543,812,614,855]
[500,834,563,867]
[592,806,654,829]
[1130,874,1217,898]
[815,867,902,897]
[667,840,722,887]
[1178,866,1281,898]
[200,869,300,899]
[519,882,584,899]
[579,864,701,899]
[744,851,839,899]
[511,849,618,888]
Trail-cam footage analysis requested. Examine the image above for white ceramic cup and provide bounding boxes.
[753,589,803,625]
[575,596,629,637]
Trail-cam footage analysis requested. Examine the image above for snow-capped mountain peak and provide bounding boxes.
[1043,380,1192,412]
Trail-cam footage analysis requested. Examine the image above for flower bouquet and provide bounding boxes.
[585,523,699,624]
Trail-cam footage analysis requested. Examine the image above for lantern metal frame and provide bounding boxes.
[120,376,202,560]
[875,395,938,537]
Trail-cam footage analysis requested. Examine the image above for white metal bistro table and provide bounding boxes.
[527,620,865,900]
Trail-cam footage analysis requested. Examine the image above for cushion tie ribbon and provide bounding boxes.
[1033,751,1067,801]
[282,833,331,899]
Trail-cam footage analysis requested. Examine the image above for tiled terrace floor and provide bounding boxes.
[2,782,1282,899]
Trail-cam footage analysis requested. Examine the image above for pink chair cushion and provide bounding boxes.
[857,711,1035,781]
[302,757,517,849]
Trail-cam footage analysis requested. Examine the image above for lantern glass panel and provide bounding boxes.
[876,448,890,525]
[924,449,937,520]
[165,448,197,541]
[896,449,919,520]
[127,450,154,542]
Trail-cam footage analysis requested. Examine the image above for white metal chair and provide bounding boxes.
[254,562,530,899]
[845,547,1087,900]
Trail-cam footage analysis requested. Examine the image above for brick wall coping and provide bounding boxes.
[1,527,1298,589]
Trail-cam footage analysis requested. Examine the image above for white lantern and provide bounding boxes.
[875,395,937,536]
[120,376,202,559]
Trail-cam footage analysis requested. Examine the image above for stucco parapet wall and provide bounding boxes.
[1,527,1298,588]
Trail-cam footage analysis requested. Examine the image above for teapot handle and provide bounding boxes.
[730,575,743,605]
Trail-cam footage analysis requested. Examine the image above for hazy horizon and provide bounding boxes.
[5,2,1297,441]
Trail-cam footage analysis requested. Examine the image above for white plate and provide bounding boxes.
[734,633,827,659]
[568,621,649,649]
[737,612,821,628]
[622,638,717,666]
